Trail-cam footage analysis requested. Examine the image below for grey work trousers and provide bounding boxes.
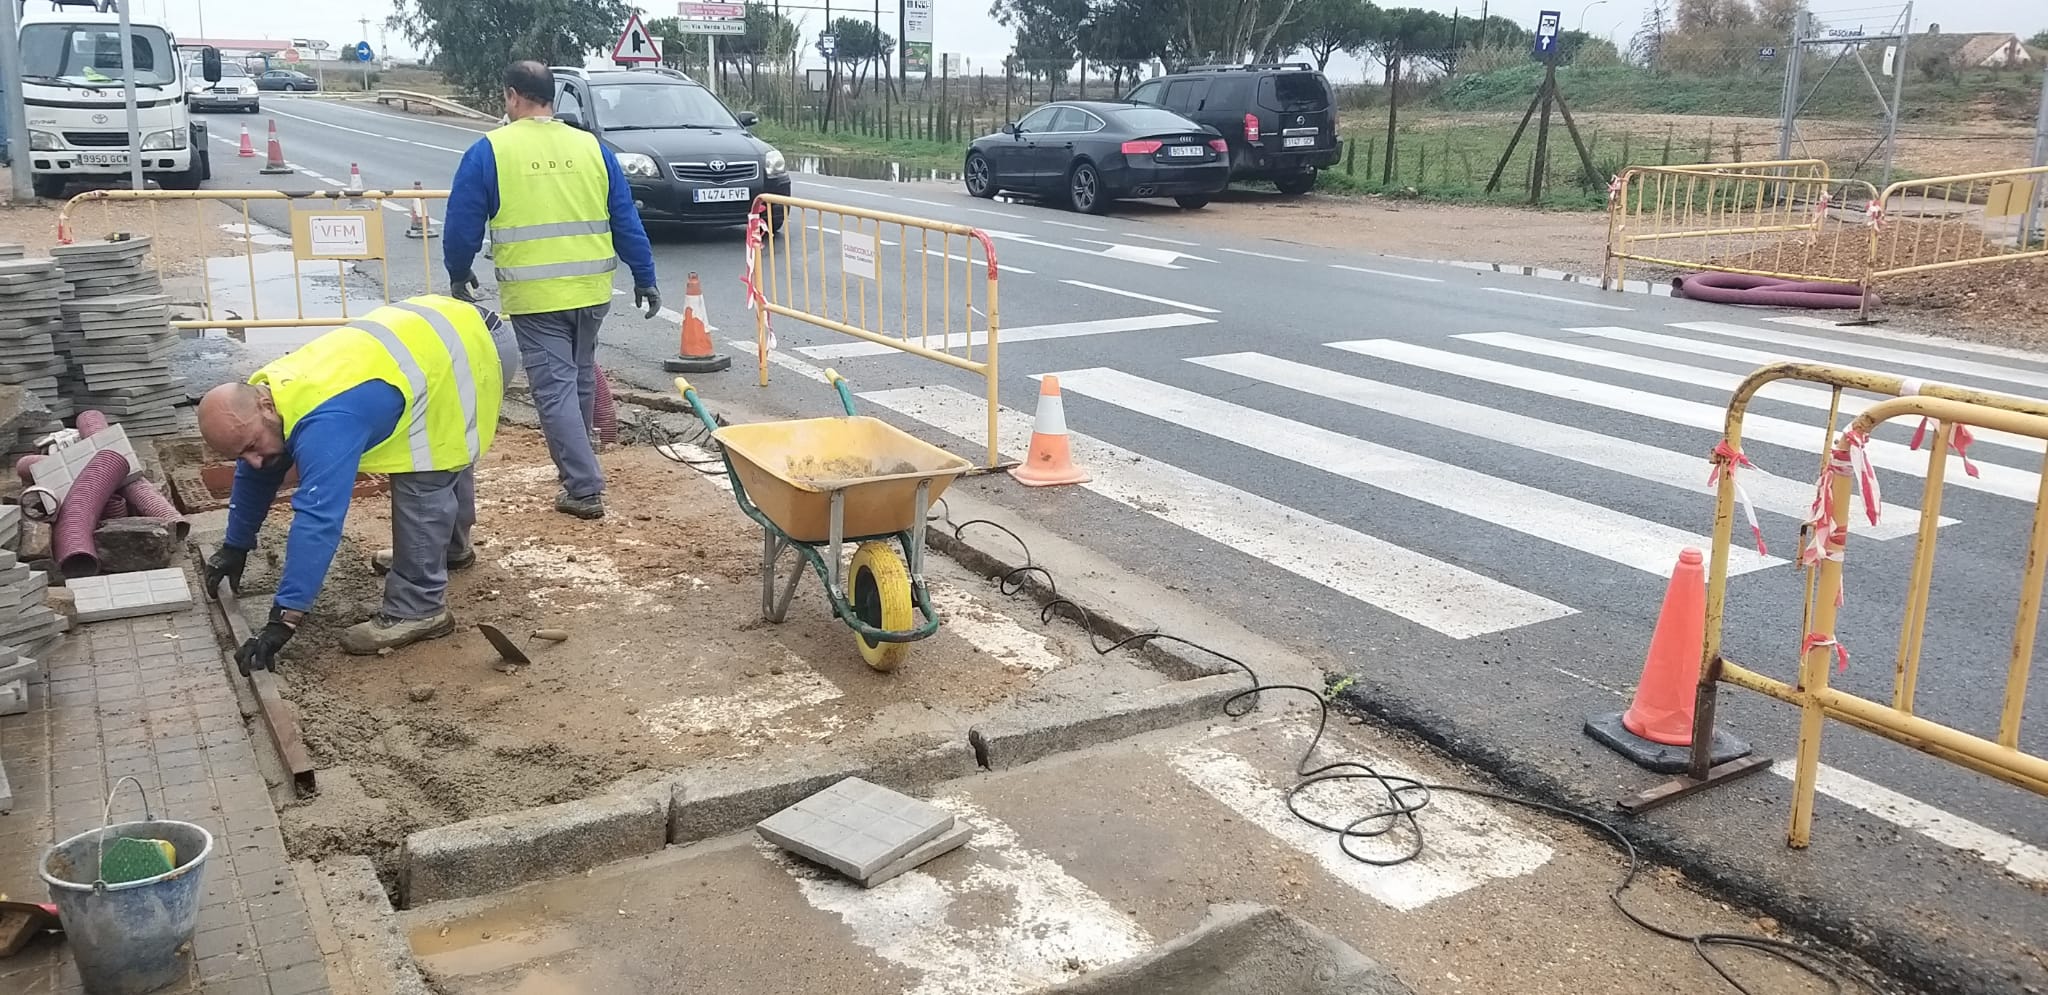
[380,315,521,620]
[510,303,609,500]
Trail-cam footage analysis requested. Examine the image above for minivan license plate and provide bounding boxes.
[693,187,751,203]
[1283,136,1316,148]
[1168,145,1204,157]
[80,152,128,166]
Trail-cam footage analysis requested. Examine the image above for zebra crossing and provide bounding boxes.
[784,314,2047,642]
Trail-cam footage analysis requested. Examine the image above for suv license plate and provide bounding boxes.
[1283,136,1316,149]
[80,152,128,166]
[1168,145,1204,157]
[693,187,751,203]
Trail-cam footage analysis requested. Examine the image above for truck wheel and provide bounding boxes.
[1275,172,1317,196]
[160,154,206,191]
[31,176,67,200]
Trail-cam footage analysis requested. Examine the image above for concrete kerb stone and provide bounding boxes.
[969,673,1253,771]
[399,790,668,907]
[669,733,978,844]
[312,856,436,995]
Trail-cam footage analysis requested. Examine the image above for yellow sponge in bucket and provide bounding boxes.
[99,838,176,884]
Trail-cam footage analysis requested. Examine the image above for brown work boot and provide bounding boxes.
[339,611,455,655]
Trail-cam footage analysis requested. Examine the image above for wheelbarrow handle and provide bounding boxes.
[824,368,857,416]
[672,377,722,435]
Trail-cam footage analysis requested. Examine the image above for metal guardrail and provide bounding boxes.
[742,193,1004,470]
[1628,362,2048,845]
[58,187,447,332]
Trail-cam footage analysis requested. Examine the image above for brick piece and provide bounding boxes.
[92,518,180,573]
[756,777,954,882]
[400,791,666,906]
[66,568,193,622]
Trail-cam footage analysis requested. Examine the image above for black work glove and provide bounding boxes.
[634,284,661,320]
[236,606,297,675]
[451,268,483,303]
[204,545,248,599]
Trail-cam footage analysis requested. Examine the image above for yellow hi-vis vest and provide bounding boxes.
[249,296,505,474]
[483,118,617,315]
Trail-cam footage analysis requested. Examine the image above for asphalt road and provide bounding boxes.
[187,96,2047,992]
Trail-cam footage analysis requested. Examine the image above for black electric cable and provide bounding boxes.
[940,506,1896,995]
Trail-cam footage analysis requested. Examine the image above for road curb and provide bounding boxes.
[669,733,977,843]
[969,673,1251,770]
[312,856,436,995]
[399,788,669,907]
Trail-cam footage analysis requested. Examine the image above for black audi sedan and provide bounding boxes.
[964,100,1230,214]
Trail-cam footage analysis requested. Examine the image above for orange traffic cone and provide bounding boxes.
[260,119,293,175]
[404,180,437,239]
[1010,376,1090,487]
[1584,547,1752,773]
[236,125,256,157]
[346,162,364,192]
[662,272,730,373]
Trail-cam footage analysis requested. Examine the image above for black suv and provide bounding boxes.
[1121,63,1341,195]
[549,66,792,229]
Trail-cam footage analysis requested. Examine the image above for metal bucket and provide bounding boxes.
[38,777,214,995]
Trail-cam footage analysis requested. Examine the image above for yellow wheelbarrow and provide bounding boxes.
[674,371,973,671]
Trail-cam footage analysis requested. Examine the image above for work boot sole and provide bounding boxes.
[339,613,456,656]
[554,496,605,520]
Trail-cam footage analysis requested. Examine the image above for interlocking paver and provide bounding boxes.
[755,775,956,881]
[65,568,193,623]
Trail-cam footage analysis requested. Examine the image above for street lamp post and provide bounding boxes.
[1577,0,1607,33]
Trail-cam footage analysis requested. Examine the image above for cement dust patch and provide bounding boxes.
[1166,725,1554,911]
[637,659,846,746]
[927,584,1065,673]
[494,541,675,612]
[763,796,1154,995]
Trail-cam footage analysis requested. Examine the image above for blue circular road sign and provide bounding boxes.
[354,41,375,62]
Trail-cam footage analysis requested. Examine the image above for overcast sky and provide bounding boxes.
[143,0,2041,80]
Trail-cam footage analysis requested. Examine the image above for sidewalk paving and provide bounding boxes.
[0,569,332,995]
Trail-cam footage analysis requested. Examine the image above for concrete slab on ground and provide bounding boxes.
[398,715,1862,995]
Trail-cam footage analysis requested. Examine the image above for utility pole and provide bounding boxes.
[2026,67,2047,249]
[1878,1,1911,189]
[0,0,28,201]
[358,16,372,91]
[1776,10,1806,163]
[118,0,143,190]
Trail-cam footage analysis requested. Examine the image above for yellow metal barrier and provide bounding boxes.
[57,186,448,332]
[1627,362,2048,846]
[1864,165,2048,316]
[743,193,1002,469]
[1604,160,1879,291]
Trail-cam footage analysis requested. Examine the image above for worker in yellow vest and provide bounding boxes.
[443,59,661,522]
[195,296,519,671]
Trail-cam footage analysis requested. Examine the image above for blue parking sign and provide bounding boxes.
[1532,10,1562,58]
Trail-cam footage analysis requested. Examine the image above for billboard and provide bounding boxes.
[902,0,933,76]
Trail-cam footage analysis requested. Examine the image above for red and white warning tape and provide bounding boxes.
[742,206,776,351]
[1708,441,1769,556]
[1803,632,1850,674]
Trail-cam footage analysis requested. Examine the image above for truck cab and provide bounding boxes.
[17,0,219,199]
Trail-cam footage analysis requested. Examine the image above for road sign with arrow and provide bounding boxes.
[612,13,662,63]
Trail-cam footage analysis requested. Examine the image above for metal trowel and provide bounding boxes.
[476,623,531,666]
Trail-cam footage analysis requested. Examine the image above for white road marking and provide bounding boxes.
[1765,315,2048,362]
[1331,264,1443,284]
[964,207,1026,219]
[817,224,899,247]
[1076,239,1214,268]
[829,187,897,199]
[1121,231,1199,246]
[796,180,846,191]
[1170,740,1554,911]
[727,339,828,382]
[860,384,1576,638]
[919,247,1032,275]
[1059,280,1219,314]
[264,105,467,154]
[1191,351,1942,540]
[1042,220,1106,232]
[897,196,950,208]
[1674,320,2048,395]
[1481,287,1633,311]
[1768,761,2048,885]
[1332,339,2047,503]
[799,313,1212,359]
[1050,367,1782,577]
[1219,246,1305,262]
[1547,326,2047,456]
[764,796,1154,994]
[927,586,1066,672]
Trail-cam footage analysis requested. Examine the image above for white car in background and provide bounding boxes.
[187,60,258,113]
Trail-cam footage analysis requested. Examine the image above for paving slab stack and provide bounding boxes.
[0,249,73,435]
[53,237,184,439]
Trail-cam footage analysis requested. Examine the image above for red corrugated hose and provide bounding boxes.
[73,407,190,540]
[54,449,129,578]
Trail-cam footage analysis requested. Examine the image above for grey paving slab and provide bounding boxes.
[68,568,194,622]
[755,776,955,881]
[857,817,975,888]
[26,424,141,502]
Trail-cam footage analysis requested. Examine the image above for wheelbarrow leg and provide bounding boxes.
[761,529,802,623]
[826,489,846,602]
[908,479,931,582]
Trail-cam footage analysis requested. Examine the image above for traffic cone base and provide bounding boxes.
[663,272,729,373]
[259,119,293,174]
[1584,547,1752,774]
[1010,375,1089,487]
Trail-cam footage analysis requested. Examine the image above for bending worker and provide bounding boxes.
[196,295,517,670]
[443,59,660,522]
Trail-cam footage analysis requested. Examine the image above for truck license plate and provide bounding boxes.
[80,152,128,166]
[693,187,750,203]
[1283,136,1316,149]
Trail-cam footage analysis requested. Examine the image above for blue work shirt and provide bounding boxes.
[442,124,659,292]
[224,382,402,613]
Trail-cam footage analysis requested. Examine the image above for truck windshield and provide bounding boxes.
[592,83,737,130]
[20,23,178,87]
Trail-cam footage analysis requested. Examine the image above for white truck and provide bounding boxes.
[15,0,221,198]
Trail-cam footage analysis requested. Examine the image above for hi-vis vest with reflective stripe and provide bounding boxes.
[483,118,617,315]
[249,296,505,475]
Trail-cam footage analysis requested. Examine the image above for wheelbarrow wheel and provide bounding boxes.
[850,541,912,672]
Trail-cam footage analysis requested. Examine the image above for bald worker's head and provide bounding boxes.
[197,382,287,469]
